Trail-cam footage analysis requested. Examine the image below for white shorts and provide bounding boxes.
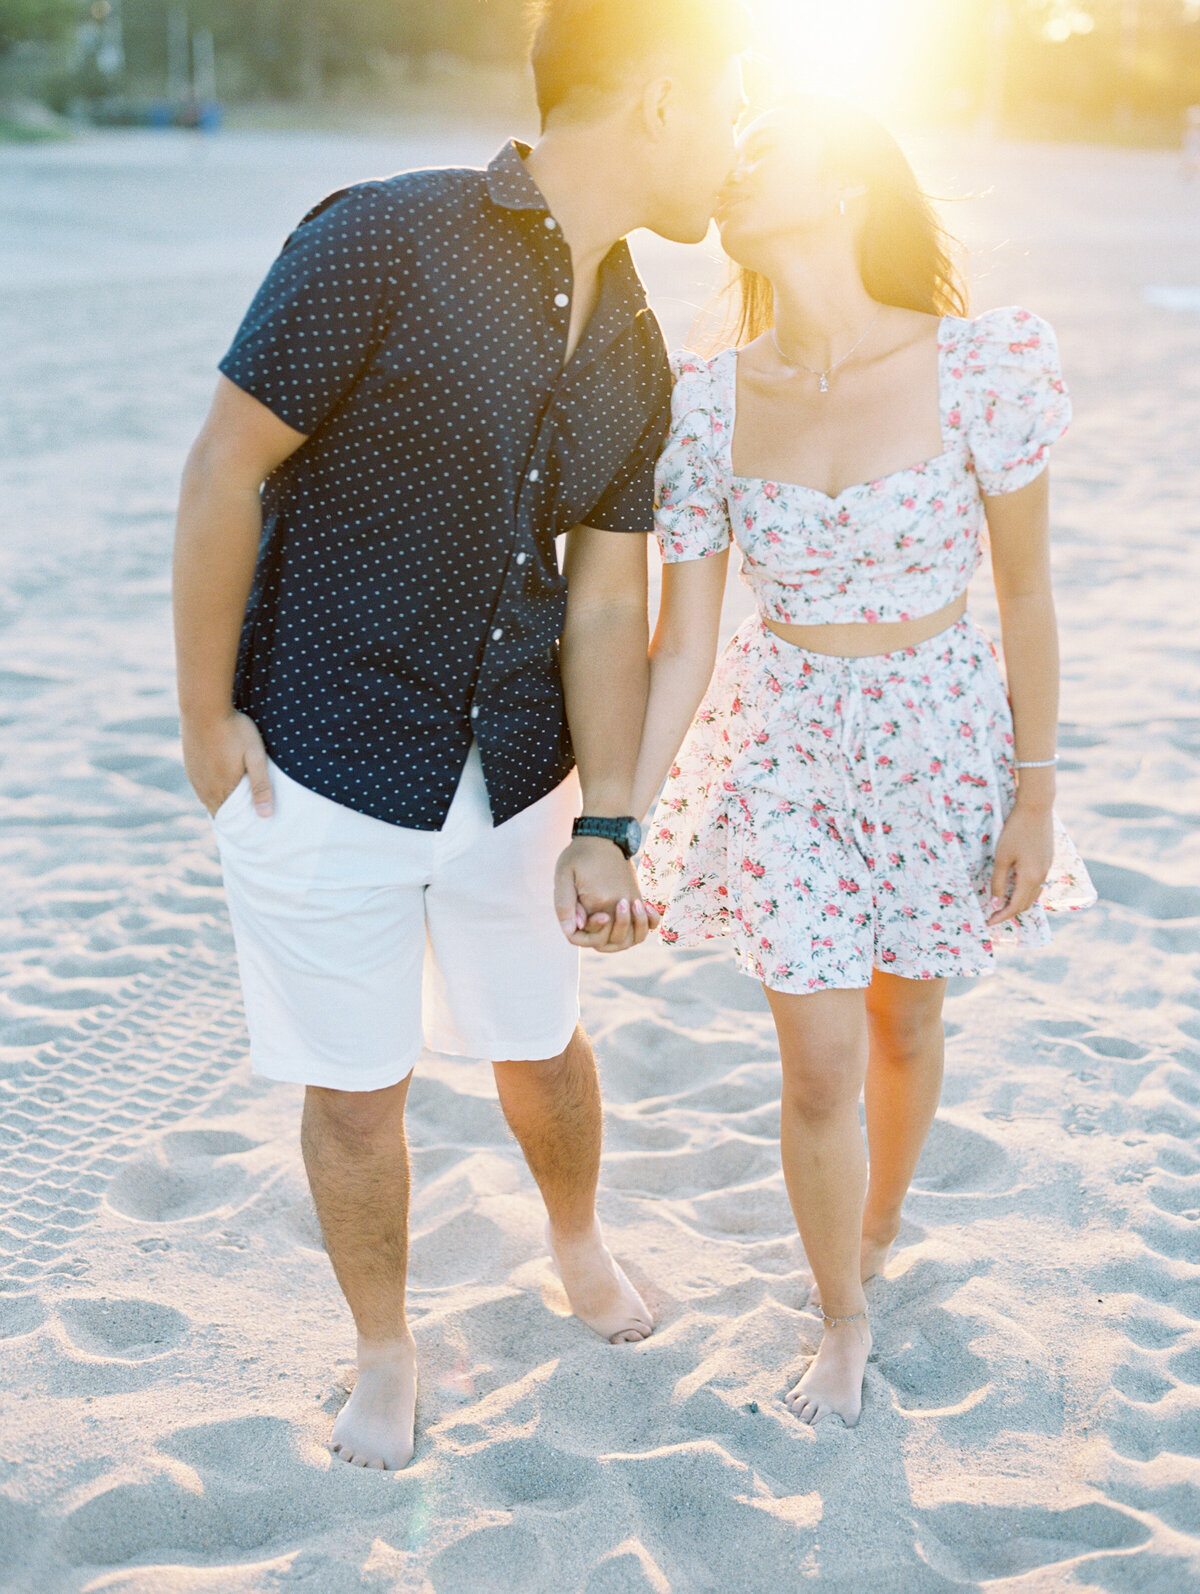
[211,746,582,1091]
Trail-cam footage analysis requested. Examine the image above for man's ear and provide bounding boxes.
[640,74,675,139]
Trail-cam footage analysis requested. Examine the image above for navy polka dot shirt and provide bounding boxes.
[219,141,672,829]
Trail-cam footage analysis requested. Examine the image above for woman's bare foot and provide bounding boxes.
[808,1227,897,1312]
[330,1333,417,1470]
[786,1312,871,1428]
[546,1220,653,1344]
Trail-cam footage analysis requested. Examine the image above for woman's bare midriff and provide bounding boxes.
[764,590,968,658]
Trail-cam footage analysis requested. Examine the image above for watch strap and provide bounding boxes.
[572,814,641,859]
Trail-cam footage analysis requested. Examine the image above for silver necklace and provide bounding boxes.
[772,308,882,394]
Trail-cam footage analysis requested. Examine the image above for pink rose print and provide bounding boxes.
[642,324,1088,986]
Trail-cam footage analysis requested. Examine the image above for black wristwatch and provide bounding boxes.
[572,814,642,860]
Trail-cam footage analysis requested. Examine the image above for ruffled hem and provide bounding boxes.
[640,615,1095,990]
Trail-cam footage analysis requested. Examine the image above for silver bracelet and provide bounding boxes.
[1013,755,1059,769]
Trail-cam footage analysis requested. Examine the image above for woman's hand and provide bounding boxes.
[553,838,660,952]
[987,799,1054,927]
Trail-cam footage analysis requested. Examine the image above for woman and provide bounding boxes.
[632,96,1095,1428]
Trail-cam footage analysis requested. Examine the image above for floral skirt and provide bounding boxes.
[639,614,1096,993]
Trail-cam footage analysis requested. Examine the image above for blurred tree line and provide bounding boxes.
[116,0,531,96]
[0,0,78,55]
[918,0,1200,133]
[4,0,1200,139]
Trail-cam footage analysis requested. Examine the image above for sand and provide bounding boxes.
[0,122,1198,1594]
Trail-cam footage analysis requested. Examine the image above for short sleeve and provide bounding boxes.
[218,182,403,438]
[584,389,672,535]
[652,352,732,561]
[963,307,1071,495]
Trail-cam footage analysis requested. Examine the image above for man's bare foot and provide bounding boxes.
[546,1220,653,1344]
[808,1228,897,1312]
[330,1333,417,1470]
[786,1312,871,1428]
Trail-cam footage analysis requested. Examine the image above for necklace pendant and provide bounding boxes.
[818,374,830,394]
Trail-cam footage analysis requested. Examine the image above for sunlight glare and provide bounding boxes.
[752,0,918,110]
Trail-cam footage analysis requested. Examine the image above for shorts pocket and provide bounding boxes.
[211,775,252,827]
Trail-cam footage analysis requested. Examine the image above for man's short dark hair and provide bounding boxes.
[527,0,750,127]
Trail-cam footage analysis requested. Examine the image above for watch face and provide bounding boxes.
[623,818,643,856]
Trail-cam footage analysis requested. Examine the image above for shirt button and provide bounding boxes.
[516,552,527,566]
[492,627,504,641]
[554,293,569,309]
[544,216,558,229]
[528,469,540,482]
[471,706,480,720]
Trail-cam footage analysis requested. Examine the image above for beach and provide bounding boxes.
[0,122,1198,1593]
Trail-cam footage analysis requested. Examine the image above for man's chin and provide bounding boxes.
[656,214,719,246]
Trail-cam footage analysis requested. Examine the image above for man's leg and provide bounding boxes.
[493,1027,652,1344]
[212,760,432,1470]
[302,1075,416,1469]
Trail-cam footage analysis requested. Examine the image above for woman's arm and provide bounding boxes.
[984,468,1059,926]
[630,551,730,821]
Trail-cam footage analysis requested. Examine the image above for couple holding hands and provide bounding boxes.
[173,0,1093,1464]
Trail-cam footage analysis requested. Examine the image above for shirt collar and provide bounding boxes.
[485,140,550,213]
[484,140,652,351]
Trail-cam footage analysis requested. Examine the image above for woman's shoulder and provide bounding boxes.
[668,346,736,385]
[940,305,1061,368]
[666,348,736,438]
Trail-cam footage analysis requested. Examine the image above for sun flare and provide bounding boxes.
[752,0,919,110]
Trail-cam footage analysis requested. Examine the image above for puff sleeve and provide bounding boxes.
[653,352,732,562]
[963,307,1072,495]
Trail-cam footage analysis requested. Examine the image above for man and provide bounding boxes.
[173,0,748,1471]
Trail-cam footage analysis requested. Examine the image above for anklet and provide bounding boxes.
[821,1309,868,1330]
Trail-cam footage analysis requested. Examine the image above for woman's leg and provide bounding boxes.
[861,971,948,1271]
[765,985,872,1427]
[808,971,948,1309]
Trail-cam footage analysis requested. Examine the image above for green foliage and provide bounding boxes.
[0,0,80,52]
[116,0,531,96]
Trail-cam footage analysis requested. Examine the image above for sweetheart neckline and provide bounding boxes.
[729,447,957,506]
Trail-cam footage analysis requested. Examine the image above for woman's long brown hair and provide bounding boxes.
[726,95,968,347]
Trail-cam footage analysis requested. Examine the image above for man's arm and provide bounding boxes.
[555,524,660,951]
[173,375,307,816]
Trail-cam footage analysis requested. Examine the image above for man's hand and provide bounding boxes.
[182,709,273,819]
[986,801,1053,927]
[554,837,661,953]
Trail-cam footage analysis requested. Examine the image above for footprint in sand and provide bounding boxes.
[584,1540,673,1594]
[1112,1361,1174,1404]
[0,1294,48,1340]
[911,1117,1012,1195]
[1102,1392,1200,1463]
[1084,859,1200,921]
[878,1323,991,1413]
[90,750,192,799]
[914,1501,1149,1582]
[57,1295,188,1360]
[105,1129,261,1224]
[58,1414,385,1570]
[1156,1145,1200,1177]
[101,714,181,738]
[468,1435,595,1508]
[426,1524,548,1594]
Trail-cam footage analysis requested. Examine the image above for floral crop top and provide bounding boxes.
[653,306,1071,625]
